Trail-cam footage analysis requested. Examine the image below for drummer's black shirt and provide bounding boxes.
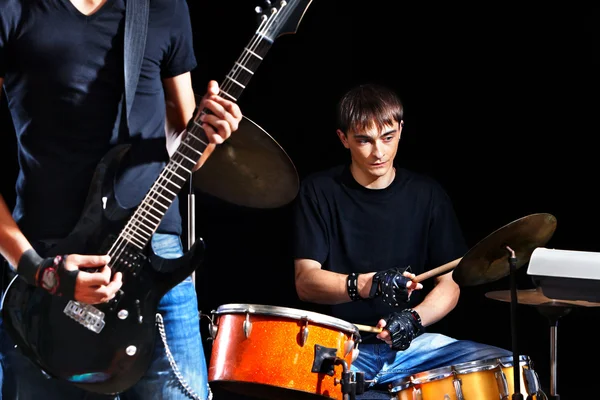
[292,164,468,343]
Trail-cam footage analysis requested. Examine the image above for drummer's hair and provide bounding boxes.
[336,83,404,135]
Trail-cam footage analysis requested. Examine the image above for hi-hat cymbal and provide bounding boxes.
[192,115,299,209]
[485,288,600,307]
[453,213,557,286]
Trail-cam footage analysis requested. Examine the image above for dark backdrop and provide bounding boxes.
[1,1,597,399]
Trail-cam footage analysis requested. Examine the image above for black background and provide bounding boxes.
[1,1,598,399]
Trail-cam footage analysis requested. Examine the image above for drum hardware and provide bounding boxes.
[486,287,600,400]
[185,114,298,290]
[391,356,543,400]
[207,303,361,399]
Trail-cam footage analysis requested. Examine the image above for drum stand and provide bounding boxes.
[506,246,524,400]
[535,305,569,400]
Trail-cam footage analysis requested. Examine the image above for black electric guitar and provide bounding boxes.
[0,0,313,395]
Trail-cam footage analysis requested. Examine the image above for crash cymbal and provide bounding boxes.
[192,115,299,209]
[485,287,600,307]
[453,213,557,286]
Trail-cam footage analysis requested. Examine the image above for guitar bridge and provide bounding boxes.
[64,301,106,334]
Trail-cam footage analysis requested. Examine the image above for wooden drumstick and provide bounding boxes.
[352,257,462,332]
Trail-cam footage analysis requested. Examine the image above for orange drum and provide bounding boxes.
[208,304,361,400]
[389,355,545,400]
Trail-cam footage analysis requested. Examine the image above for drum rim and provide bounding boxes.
[389,379,412,393]
[412,355,530,383]
[498,354,530,367]
[212,303,360,335]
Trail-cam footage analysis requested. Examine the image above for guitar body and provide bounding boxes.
[1,144,205,394]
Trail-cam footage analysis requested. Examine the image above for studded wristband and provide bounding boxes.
[346,272,363,301]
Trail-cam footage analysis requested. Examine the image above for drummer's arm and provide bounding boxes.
[411,271,459,327]
[294,258,376,305]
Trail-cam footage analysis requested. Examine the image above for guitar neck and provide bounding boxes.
[111,19,276,253]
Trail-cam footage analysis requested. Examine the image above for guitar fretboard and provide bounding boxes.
[108,16,277,256]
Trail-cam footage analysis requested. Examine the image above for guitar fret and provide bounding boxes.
[121,227,148,245]
[243,47,263,60]
[235,62,254,74]
[225,75,245,89]
[220,90,237,102]
[119,231,145,249]
[175,151,196,165]
[179,140,202,157]
[126,220,154,237]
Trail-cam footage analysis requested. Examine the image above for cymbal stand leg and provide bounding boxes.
[187,180,196,288]
[506,246,524,400]
[536,306,569,400]
[548,320,559,400]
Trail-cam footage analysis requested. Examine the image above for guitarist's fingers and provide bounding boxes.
[79,266,112,286]
[76,270,122,304]
[67,254,111,270]
[104,272,123,299]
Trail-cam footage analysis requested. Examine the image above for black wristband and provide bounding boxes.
[17,248,46,286]
[406,308,423,332]
[346,272,362,301]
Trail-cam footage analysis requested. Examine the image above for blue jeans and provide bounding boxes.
[0,233,210,400]
[352,332,511,395]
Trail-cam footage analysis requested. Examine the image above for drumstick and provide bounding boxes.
[352,258,462,333]
[354,324,383,333]
[414,257,461,282]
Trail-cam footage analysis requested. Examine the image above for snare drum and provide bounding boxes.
[207,304,361,400]
[390,355,543,400]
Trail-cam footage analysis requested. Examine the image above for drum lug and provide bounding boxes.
[495,368,509,400]
[524,368,541,395]
[412,387,423,400]
[452,370,464,400]
[344,339,354,358]
[207,312,218,340]
[243,312,252,338]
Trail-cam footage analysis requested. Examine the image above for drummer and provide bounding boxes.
[291,83,511,394]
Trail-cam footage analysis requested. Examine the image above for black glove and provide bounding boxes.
[18,248,78,299]
[369,266,412,306]
[384,309,424,351]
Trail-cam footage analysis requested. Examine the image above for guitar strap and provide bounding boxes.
[112,0,150,144]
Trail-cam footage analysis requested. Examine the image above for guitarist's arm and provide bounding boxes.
[0,80,123,305]
[163,74,242,171]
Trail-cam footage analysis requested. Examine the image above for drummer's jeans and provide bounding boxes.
[351,332,512,388]
[0,233,211,400]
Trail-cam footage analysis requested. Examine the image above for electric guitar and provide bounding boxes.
[0,0,313,394]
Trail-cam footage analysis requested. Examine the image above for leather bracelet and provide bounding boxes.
[406,308,424,333]
[346,272,362,301]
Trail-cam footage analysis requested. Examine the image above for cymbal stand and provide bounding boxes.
[536,306,569,400]
[506,246,524,400]
[187,179,196,287]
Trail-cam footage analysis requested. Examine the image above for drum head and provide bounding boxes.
[213,303,359,336]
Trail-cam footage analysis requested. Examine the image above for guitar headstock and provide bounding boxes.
[254,0,313,41]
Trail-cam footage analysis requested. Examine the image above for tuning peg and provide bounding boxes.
[264,0,272,7]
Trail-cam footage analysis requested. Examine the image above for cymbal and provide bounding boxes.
[453,213,557,286]
[192,115,299,209]
[485,288,600,307]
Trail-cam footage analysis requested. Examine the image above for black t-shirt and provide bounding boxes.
[292,164,468,343]
[0,0,197,240]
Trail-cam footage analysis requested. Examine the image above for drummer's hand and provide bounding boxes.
[376,310,423,351]
[375,318,392,346]
[369,267,423,306]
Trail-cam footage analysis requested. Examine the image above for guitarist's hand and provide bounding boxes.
[193,80,243,170]
[18,249,122,304]
[67,254,123,305]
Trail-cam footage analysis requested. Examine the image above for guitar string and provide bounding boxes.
[107,7,281,275]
